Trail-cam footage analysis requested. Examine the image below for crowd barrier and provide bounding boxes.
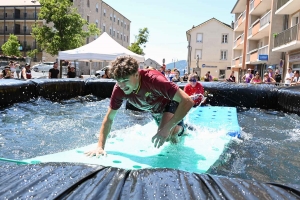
[1,78,300,115]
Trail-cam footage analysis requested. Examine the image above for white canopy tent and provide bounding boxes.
[58,32,144,76]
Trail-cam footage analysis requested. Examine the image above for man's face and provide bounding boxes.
[116,73,139,95]
[54,63,58,68]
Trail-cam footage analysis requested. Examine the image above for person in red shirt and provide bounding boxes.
[184,74,204,107]
[85,56,194,157]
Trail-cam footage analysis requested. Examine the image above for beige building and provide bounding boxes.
[186,18,233,81]
[272,0,300,75]
[0,0,131,75]
[231,0,287,82]
[139,58,161,69]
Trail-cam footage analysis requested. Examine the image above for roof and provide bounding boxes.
[186,18,233,35]
[0,0,41,6]
[145,58,161,66]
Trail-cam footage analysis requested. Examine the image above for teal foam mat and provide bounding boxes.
[23,106,241,173]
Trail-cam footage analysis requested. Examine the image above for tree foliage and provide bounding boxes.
[27,49,38,58]
[1,34,21,56]
[128,28,149,55]
[32,0,100,56]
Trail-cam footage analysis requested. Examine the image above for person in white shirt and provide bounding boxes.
[285,68,294,86]
[165,69,174,81]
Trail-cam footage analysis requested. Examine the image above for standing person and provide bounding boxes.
[263,73,275,84]
[21,63,32,79]
[15,62,21,79]
[67,66,76,78]
[268,66,274,78]
[226,71,236,82]
[182,72,189,82]
[85,56,194,156]
[184,74,204,107]
[284,68,294,86]
[291,70,300,86]
[250,72,261,84]
[242,68,253,83]
[274,69,282,86]
[2,66,13,79]
[8,61,16,78]
[165,69,174,81]
[204,72,210,82]
[49,61,59,79]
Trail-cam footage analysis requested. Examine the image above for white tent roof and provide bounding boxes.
[58,32,144,63]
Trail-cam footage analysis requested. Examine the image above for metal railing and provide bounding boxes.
[234,10,246,29]
[250,0,254,11]
[260,11,271,28]
[258,45,269,56]
[274,24,299,48]
[0,29,32,35]
[276,0,290,10]
[0,14,38,20]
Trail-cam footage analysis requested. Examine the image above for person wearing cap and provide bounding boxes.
[49,62,59,78]
[182,72,189,82]
[263,73,275,84]
[21,63,32,80]
[268,66,274,78]
[67,66,76,78]
[242,68,253,83]
[2,66,13,79]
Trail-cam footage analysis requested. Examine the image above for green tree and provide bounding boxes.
[1,34,21,56]
[128,28,149,55]
[27,49,38,58]
[32,0,100,56]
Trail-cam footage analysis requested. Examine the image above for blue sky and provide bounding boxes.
[104,0,237,64]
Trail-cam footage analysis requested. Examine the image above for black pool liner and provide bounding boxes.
[0,163,299,199]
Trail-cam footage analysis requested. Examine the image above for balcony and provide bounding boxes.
[0,29,32,35]
[0,14,39,20]
[276,0,300,15]
[247,45,269,64]
[234,10,246,31]
[273,24,300,52]
[232,56,243,67]
[233,34,244,49]
[248,11,271,40]
[250,0,272,15]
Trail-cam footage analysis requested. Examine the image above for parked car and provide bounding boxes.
[95,66,110,78]
[32,62,55,72]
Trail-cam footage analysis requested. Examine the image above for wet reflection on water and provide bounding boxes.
[0,98,299,185]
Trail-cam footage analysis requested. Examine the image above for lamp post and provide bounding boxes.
[172,58,177,69]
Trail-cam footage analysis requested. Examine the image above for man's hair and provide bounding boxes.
[110,56,139,80]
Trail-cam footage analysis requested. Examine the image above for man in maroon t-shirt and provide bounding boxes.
[85,56,194,157]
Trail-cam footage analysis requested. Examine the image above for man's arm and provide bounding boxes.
[85,107,118,157]
[152,88,194,147]
[22,68,26,79]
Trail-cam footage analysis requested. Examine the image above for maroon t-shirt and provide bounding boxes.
[110,69,179,113]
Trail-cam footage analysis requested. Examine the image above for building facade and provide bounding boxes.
[272,0,300,77]
[139,58,161,69]
[186,18,233,81]
[0,0,131,75]
[231,0,290,82]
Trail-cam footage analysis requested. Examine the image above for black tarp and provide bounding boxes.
[0,163,299,199]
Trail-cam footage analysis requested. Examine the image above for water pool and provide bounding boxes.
[0,97,299,185]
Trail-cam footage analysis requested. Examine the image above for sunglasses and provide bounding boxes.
[189,79,197,82]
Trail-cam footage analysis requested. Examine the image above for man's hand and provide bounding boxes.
[85,146,107,157]
[151,127,171,148]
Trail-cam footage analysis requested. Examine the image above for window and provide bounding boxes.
[121,33,123,40]
[222,34,228,43]
[23,25,27,31]
[124,34,126,41]
[109,27,112,35]
[195,49,202,59]
[127,24,129,30]
[87,15,89,23]
[110,14,112,20]
[118,18,119,25]
[87,0,90,7]
[196,33,203,43]
[103,24,106,32]
[96,4,98,12]
[103,9,106,16]
[296,17,299,24]
[221,50,227,60]
[117,31,119,39]
[95,20,98,27]
[86,37,89,44]
[124,22,126,29]
[5,26,7,31]
[114,15,116,22]
[113,29,115,36]
[127,35,128,42]
[219,70,226,79]
[24,12,27,18]
[121,21,123,27]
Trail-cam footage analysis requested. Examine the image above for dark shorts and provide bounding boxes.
[151,101,185,136]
